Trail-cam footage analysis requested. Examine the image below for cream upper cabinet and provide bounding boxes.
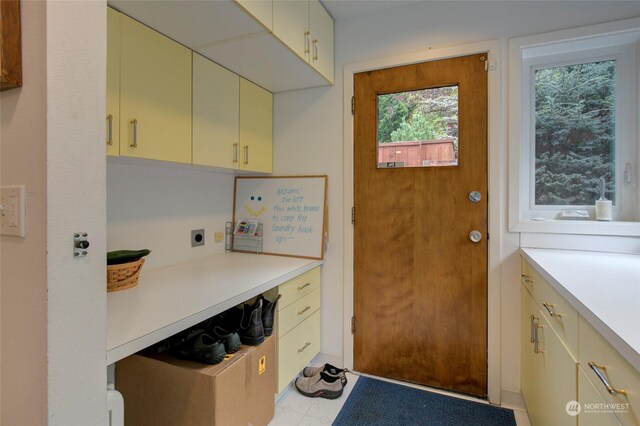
[308,0,333,83]
[192,53,240,169]
[273,0,309,61]
[239,78,272,173]
[272,0,333,83]
[235,0,273,31]
[119,13,192,164]
[106,8,120,157]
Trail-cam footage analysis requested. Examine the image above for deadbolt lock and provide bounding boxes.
[469,230,482,243]
[469,191,482,203]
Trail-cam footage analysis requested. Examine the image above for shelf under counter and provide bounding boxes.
[107,252,322,365]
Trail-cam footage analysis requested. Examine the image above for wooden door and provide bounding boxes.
[120,14,192,164]
[239,78,272,173]
[353,54,488,397]
[193,53,240,169]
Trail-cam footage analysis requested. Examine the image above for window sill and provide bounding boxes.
[510,219,640,237]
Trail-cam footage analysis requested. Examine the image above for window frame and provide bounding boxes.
[508,18,640,235]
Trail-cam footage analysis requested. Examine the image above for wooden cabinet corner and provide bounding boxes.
[1,0,22,92]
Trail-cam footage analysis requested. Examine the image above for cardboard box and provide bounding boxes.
[116,350,248,426]
[239,335,275,426]
[115,335,276,426]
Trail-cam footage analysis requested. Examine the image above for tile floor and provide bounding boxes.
[270,372,531,426]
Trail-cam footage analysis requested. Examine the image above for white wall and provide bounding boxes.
[46,1,107,424]
[273,0,640,396]
[0,1,47,424]
[107,161,234,270]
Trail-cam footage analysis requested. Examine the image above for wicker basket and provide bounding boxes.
[107,258,145,293]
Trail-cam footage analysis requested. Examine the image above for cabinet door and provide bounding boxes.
[106,8,120,156]
[273,0,309,61]
[578,367,621,426]
[193,53,240,169]
[309,0,333,83]
[120,14,192,164]
[239,78,272,173]
[522,288,577,426]
[235,0,273,31]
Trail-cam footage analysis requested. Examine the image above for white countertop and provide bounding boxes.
[521,248,640,372]
[107,252,322,364]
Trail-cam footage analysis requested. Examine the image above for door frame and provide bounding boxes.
[342,40,503,404]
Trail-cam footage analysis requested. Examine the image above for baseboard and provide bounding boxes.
[311,352,343,367]
[500,389,526,411]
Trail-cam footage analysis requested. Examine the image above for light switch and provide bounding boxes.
[1,186,26,237]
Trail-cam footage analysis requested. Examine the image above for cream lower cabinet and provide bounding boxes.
[106,8,120,156]
[522,256,640,426]
[239,78,273,173]
[275,266,321,393]
[579,316,640,426]
[192,53,240,169]
[521,286,578,426]
[578,367,622,426]
[119,13,192,164]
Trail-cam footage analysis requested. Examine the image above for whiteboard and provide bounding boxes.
[233,176,328,259]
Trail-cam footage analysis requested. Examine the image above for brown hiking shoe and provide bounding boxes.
[295,371,344,399]
[302,363,348,386]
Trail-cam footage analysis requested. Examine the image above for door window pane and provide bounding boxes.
[534,59,616,205]
[377,86,459,168]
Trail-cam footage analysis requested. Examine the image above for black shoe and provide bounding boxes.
[260,294,281,337]
[175,333,226,364]
[210,325,241,354]
[239,298,265,345]
[148,321,208,353]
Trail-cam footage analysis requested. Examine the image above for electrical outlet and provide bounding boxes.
[191,229,205,247]
[1,186,26,237]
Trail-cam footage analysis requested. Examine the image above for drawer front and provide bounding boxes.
[276,310,321,393]
[278,267,321,310]
[277,288,321,338]
[522,258,578,359]
[579,316,640,426]
[578,366,622,426]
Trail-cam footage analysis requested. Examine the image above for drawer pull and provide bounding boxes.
[297,342,311,353]
[107,114,113,146]
[521,274,533,284]
[588,362,627,395]
[542,302,562,318]
[298,306,311,316]
[297,282,312,291]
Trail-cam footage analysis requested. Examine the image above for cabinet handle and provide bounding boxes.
[130,119,138,148]
[304,31,310,55]
[529,314,536,343]
[297,282,311,291]
[298,306,311,316]
[542,302,562,318]
[243,145,249,165]
[297,341,311,353]
[233,143,238,163]
[313,39,318,61]
[588,362,627,395]
[107,114,113,146]
[533,322,544,354]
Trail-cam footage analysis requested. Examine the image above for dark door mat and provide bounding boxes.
[333,377,517,426]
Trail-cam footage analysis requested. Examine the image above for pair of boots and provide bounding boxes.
[235,294,281,345]
[295,364,349,400]
[173,317,243,365]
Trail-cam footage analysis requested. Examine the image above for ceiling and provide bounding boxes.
[320,0,419,19]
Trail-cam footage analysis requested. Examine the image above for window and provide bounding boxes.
[376,86,459,168]
[509,20,640,231]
